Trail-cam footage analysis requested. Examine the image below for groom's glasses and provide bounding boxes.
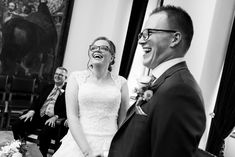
[138,28,177,41]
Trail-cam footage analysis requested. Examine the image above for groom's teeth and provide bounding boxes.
[143,48,151,53]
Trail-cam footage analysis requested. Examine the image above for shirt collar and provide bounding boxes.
[151,57,185,79]
[54,84,64,93]
[54,84,63,89]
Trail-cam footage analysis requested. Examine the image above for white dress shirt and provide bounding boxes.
[151,58,185,81]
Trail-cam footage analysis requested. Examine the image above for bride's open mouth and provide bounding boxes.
[92,52,104,60]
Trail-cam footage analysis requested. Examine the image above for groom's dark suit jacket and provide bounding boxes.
[108,62,206,157]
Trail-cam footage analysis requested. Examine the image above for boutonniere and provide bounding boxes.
[60,89,65,94]
[133,76,154,103]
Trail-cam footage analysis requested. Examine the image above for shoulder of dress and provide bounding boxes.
[116,75,127,83]
[111,74,127,88]
[70,70,89,77]
[118,75,127,82]
[69,70,90,84]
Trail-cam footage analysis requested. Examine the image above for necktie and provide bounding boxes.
[40,87,60,117]
[150,75,156,85]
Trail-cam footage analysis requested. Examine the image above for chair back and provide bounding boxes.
[0,75,9,101]
[8,76,36,105]
[10,76,36,94]
[0,75,9,91]
[34,79,53,98]
[0,75,9,129]
[6,76,37,129]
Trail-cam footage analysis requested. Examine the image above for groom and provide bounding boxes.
[108,5,206,157]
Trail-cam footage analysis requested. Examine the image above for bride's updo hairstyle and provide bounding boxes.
[88,36,116,72]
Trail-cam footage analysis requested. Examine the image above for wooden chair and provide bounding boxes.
[6,75,36,129]
[34,78,54,99]
[0,75,9,129]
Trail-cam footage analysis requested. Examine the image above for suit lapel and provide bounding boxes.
[118,62,188,131]
[119,98,146,128]
[120,105,135,128]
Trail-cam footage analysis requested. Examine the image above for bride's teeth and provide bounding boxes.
[92,53,103,59]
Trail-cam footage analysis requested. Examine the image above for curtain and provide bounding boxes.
[55,0,75,71]
[206,16,235,157]
[118,0,149,79]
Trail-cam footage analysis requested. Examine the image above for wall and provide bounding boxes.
[63,0,133,75]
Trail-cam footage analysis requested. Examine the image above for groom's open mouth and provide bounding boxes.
[143,47,152,54]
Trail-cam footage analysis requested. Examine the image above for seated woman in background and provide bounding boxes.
[53,36,129,157]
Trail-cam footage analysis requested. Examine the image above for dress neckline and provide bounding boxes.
[85,70,117,87]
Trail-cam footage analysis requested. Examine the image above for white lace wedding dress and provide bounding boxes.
[53,70,126,157]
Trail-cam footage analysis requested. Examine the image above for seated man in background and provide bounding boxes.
[12,67,69,157]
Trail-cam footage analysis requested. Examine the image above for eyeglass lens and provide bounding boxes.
[138,29,151,41]
[90,45,110,52]
[138,29,177,41]
[55,73,64,77]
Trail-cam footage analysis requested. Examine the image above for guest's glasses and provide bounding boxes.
[89,45,110,52]
[54,73,64,77]
[138,28,177,41]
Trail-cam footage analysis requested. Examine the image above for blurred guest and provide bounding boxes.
[12,67,68,157]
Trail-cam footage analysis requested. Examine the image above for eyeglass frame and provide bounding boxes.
[89,45,111,52]
[54,73,66,78]
[138,28,177,41]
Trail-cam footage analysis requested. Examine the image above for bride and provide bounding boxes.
[53,36,129,157]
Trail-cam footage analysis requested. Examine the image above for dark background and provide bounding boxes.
[0,0,74,81]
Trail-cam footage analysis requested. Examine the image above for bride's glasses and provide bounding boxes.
[89,45,110,52]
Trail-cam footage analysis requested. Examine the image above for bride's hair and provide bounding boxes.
[87,36,116,71]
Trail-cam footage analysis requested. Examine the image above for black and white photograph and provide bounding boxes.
[1,0,235,157]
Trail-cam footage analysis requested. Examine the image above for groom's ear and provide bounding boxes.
[170,32,181,47]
